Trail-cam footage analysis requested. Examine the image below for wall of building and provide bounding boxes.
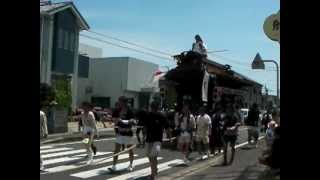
[51,9,78,74]
[79,43,103,58]
[87,57,158,109]
[89,57,128,108]
[77,77,91,106]
[127,57,158,92]
[40,15,54,84]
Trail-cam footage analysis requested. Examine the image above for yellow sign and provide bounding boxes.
[263,11,280,42]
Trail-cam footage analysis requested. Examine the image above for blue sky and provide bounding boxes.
[58,0,280,95]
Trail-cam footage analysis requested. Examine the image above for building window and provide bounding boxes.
[58,28,64,49]
[69,31,74,52]
[127,98,134,109]
[64,30,69,50]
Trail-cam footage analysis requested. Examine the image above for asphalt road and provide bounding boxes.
[40,126,255,180]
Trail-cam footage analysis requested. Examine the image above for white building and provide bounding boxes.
[76,44,103,107]
[79,43,103,58]
[89,57,159,109]
[75,54,159,109]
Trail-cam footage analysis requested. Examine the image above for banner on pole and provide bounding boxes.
[202,71,210,102]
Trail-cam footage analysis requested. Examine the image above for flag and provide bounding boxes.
[152,69,166,83]
[202,71,210,102]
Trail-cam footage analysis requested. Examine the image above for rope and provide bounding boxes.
[93,144,137,164]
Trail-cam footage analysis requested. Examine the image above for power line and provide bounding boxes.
[85,30,174,57]
[210,54,250,66]
[210,54,281,72]
[80,34,175,62]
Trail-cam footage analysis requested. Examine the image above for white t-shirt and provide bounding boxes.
[192,42,207,55]
[40,111,48,138]
[81,111,97,130]
[196,114,211,137]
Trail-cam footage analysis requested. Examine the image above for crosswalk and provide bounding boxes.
[40,145,184,179]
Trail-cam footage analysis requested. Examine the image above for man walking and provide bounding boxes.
[195,106,211,160]
[111,96,136,172]
[246,103,260,147]
[210,104,224,155]
[143,101,171,180]
[222,103,241,165]
[136,107,148,148]
[40,109,48,171]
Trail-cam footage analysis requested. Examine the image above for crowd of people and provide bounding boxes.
[41,95,280,179]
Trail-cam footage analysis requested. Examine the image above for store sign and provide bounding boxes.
[263,11,280,42]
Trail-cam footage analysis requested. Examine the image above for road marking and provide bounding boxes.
[47,154,138,174]
[46,137,116,146]
[158,136,265,180]
[42,149,86,159]
[41,147,73,154]
[70,157,162,179]
[235,136,264,148]
[43,152,112,166]
[40,145,53,150]
[107,159,184,180]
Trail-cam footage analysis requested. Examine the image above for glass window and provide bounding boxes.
[69,31,74,52]
[58,28,64,49]
[64,30,69,50]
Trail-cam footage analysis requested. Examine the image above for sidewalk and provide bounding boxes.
[159,140,279,180]
[43,122,115,144]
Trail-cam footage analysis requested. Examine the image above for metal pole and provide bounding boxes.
[263,60,279,100]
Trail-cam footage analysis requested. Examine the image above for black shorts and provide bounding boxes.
[223,135,237,146]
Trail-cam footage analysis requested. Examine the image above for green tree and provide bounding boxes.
[52,75,72,110]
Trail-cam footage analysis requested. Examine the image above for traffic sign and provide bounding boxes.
[251,53,265,69]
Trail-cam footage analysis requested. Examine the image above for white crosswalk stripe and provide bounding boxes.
[42,149,86,159]
[41,145,182,180]
[70,157,162,179]
[43,152,112,166]
[46,154,139,173]
[107,159,184,180]
[40,147,73,154]
[40,145,53,150]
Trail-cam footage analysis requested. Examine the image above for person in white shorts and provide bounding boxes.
[175,104,196,164]
[196,106,212,160]
[143,101,171,180]
[80,102,98,165]
[111,96,136,172]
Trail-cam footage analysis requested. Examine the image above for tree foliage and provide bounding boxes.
[52,76,72,109]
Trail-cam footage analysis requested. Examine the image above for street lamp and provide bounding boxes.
[251,53,279,99]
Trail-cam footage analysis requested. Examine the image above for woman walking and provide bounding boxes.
[80,102,98,164]
[175,104,196,164]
